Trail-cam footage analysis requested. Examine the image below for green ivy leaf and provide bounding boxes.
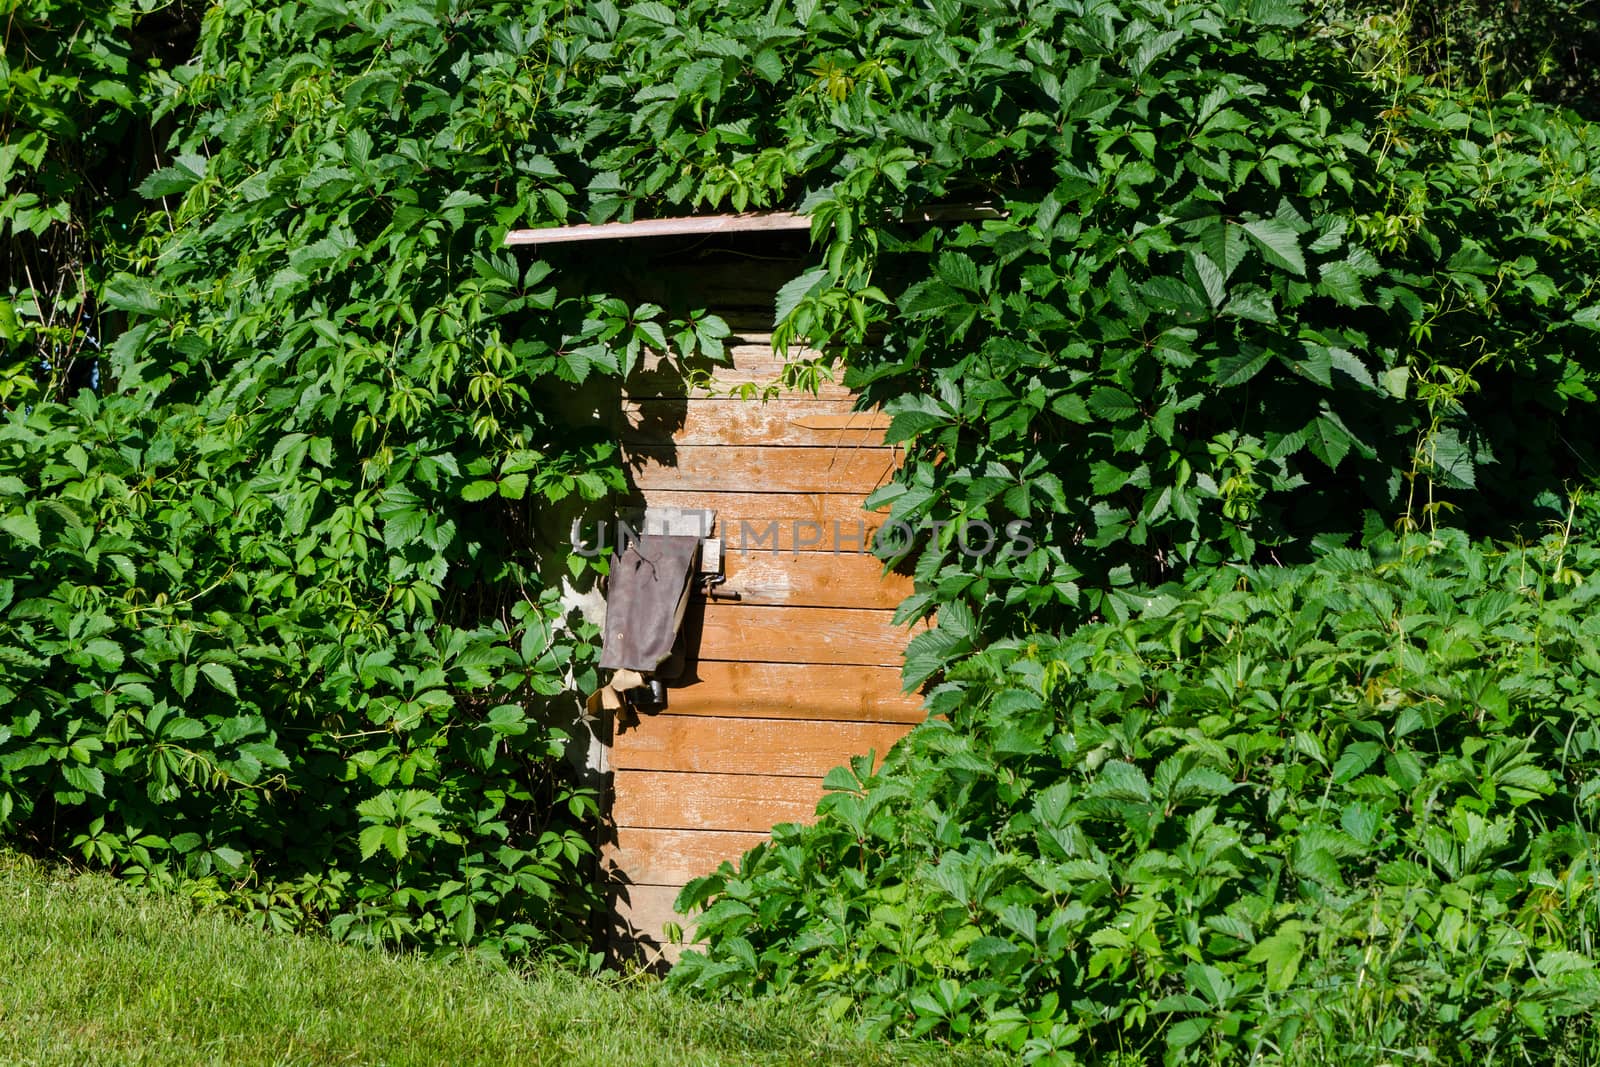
[199,663,238,698]
[1088,387,1138,421]
[135,153,207,198]
[1304,415,1353,469]
[1210,348,1270,388]
[1331,740,1383,783]
[1246,925,1306,992]
[1241,217,1306,275]
[0,512,41,547]
[775,266,828,323]
[60,764,105,796]
[1429,427,1477,489]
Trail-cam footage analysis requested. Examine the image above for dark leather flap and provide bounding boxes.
[598,534,701,673]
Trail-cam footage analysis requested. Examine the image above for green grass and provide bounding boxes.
[0,853,983,1067]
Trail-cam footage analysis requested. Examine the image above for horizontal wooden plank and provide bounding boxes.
[625,377,854,403]
[507,211,812,246]
[604,827,770,886]
[613,771,826,832]
[626,344,853,400]
[695,602,913,666]
[623,398,889,447]
[611,715,911,776]
[632,489,887,519]
[609,883,698,969]
[505,205,1004,246]
[658,662,924,722]
[627,444,898,494]
[638,342,800,375]
[720,552,912,609]
[625,491,887,552]
[611,883,694,941]
[714,321,887,343]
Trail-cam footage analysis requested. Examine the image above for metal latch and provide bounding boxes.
[700,572,741,601]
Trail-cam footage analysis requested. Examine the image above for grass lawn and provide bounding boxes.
[0,852,982,1066]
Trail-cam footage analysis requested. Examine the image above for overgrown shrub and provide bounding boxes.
[1317,1,1600,116]
[0,0,186,404]
[9,0,1600,975]
[0,379,611,956]
[673,526,1600,1063]
[822,1,1600,677]
[0,0,731,959]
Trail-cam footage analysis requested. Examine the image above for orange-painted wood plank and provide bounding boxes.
[611,715,911,776]
[610,883,696,961]
[506,211,812,246]
[623,398,889,447]
[627,484,906,551]
[612,771,826,832]
[719,552,911,609]
[626,444,898,495]
[629,488,887,517]
[657,662,924,722]
[623,491,888,552]
[626,344,852,400]
[695,603,913,667]
[611,883,689,931]
[624,376,855,403]
[604,827,769,887]
[504,204,1002,246]
[638,341,800,373]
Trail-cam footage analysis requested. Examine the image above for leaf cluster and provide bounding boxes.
[0,0,186,404]
[673,528,1600,1062]
[0,382,608,955]
[10,0,1600,972]
[804,0,1600,661]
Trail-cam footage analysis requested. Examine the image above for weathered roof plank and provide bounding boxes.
[502,204,1001,246]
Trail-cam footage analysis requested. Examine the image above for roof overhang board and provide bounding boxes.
[501,205,1002,247]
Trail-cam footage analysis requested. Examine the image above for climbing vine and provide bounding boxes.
[4,0,1600,978]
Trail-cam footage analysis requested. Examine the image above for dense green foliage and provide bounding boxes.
[674,528,1600,1064]
[0,0,179,405]
[0,370,607,956]
[3,0,708,956]
[8,4,1600,1059]
[824,0,1600,668]
[3,0,719,959]
[1321,0,1600,115]
[645,0,1600,1052]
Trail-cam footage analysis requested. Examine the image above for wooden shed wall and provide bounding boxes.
[603,299,920,963]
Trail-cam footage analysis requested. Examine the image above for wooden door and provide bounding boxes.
[605,323,921,964]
